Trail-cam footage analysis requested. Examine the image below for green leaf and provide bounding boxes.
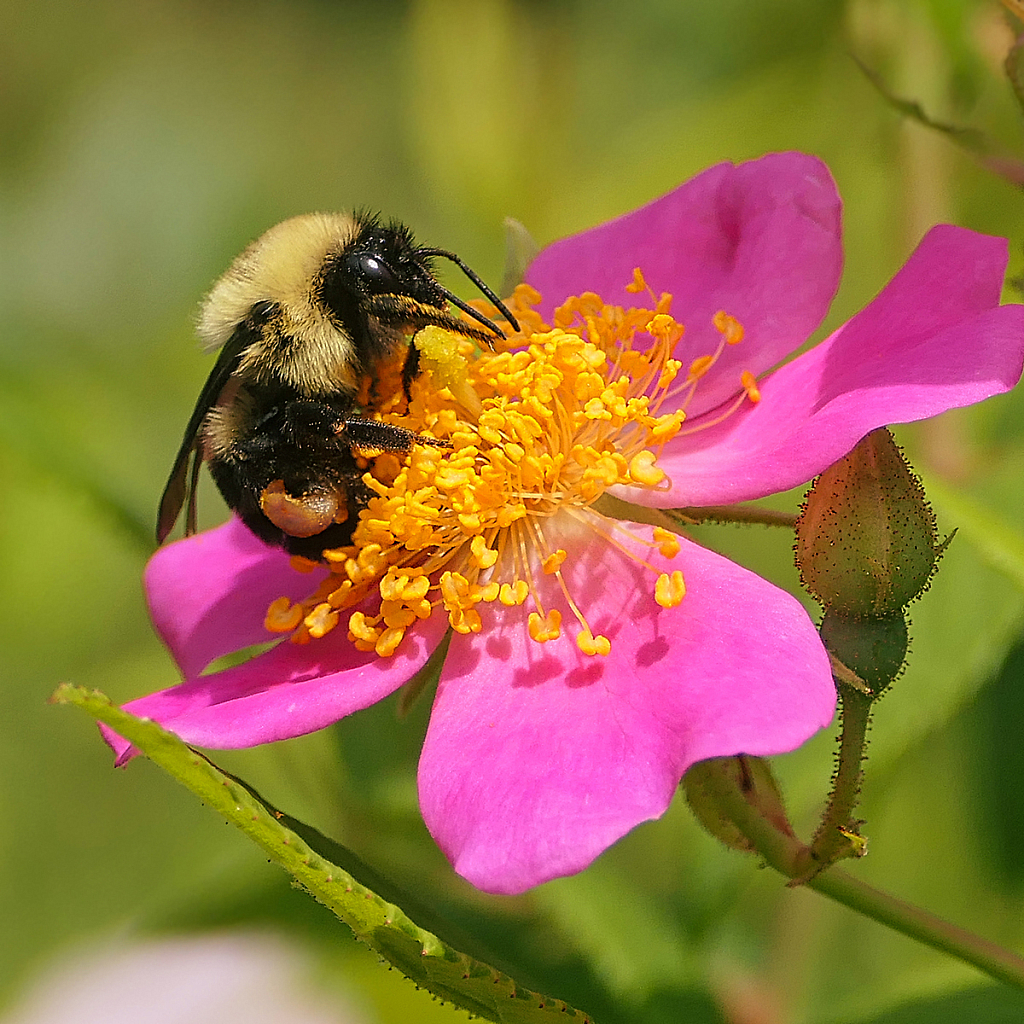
[53,685,599,1024]
[841,985,1024,1024]
[969,629,1024,887]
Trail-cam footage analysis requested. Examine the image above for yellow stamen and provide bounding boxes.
[375,627,406,657]
[688,354,714,380]
[647,313,685,348]
[652,526,681,559]
[629,450,665,487]
[265,596,304,633]
[305,603,339,639]
[528,609,562,643]
[713,310,745,345]
[542,549,567,574]
[577,629,611,656]
[500,580,529,605]
[741,370,761,403]
[349,610,379,646]
[470,535,498,569]
[264,274,762,659]
[625,267,648,293]
[655,571,686,608]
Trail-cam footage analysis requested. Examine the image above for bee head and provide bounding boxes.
[317,215,519,356]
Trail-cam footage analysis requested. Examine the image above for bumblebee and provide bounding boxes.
[157,211,518,559]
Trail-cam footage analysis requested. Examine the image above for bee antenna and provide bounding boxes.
[417,248,521,335]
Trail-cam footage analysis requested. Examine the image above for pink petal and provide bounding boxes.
[104,604,450,762]
[624,225,1024,508]
[417,514,835,894]
[525,152,843,416]
[146,518,326,677]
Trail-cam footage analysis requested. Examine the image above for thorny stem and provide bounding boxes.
[590,496,798,533]
[701,766,1024,990]
[669,504,799,529]
[808,682,873,871]
[612,478,1024,981]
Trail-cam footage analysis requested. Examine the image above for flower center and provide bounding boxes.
[264,272,757,658]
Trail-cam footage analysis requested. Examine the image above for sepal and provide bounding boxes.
[683,755,795,854]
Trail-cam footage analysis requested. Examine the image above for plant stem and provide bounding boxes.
[809,684,872,866]
[590,495,797,531]
[807,870,1024,990]
[669,505,799,529]
[702,766,1024,989]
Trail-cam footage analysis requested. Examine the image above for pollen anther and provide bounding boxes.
[577,629,611,656]
[713,310,745,345]
[626,267,648,293]
[266,276,731,660]
[652,527,681,559]
[304,603,339,639]
[655,571,686,608]
[265,596,303,633]
[529,609,562,643]
[500,581,529,605]
[688,355,714,380]
[542,549,567,574]
[629,450,664,486]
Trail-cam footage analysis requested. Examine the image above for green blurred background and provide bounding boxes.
[5,0,1024,1021]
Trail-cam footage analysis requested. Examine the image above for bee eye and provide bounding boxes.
[352,253,399,292]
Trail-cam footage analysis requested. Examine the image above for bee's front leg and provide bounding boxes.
[341,416,451,455]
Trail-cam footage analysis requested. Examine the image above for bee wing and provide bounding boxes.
[156,330,252,543]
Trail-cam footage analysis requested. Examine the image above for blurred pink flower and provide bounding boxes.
[1,933,366,1024]
[107,153,1024,894]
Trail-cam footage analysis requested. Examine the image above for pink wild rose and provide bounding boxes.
[106,153,1024,895]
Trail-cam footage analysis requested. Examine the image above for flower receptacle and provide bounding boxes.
[820,609,908,699]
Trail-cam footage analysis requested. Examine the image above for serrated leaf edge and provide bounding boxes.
[53,684,595,1024]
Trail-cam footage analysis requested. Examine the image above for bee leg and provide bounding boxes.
[259,480,347,538]
[401,343,421,404]
[341,417,451,453]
